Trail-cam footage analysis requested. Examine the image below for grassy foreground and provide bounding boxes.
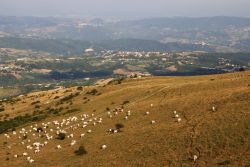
[0,71,249,167]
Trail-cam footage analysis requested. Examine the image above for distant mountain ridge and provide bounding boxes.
[0,37,213,55]
[0,16,250,52]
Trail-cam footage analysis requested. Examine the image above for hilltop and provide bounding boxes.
[0,71,249,166]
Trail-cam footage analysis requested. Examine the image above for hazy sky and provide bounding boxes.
[0,0,250,19]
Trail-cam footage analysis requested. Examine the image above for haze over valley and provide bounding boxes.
[0,1,249,167]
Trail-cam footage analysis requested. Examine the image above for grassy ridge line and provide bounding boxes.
[63,86,170,131]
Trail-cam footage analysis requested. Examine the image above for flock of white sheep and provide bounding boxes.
[1,102,214,164]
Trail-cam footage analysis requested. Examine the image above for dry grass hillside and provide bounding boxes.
[0,71,249,167]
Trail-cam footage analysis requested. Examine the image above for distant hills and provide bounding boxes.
[0,16,250,52]
[0,37,212,55]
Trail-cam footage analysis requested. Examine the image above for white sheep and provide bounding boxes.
[87,129,92,133]
[101,145,107,150]
[177,118,182,122]
[70,140,76,146]
[145,112,150,115]
[34,149,40,154]
[173,111,177,114]
[175,114,179,118]
[22,152,28,156]
[80,134,85,138]
[151,120,156,124]
[29,159,35,163]
[193,155,198,162]
[14,154,18,158]
[4,134,10,138]
[26,145,33,150]
[212,106,216,112]
[56,145,62,149]
[82,125,87,128]
[150,104,153,107]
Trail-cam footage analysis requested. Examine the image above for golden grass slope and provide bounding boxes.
[0,71,250,167]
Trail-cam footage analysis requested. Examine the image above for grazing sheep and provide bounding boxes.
[56,145,62,149]
[150,104,153,107]
[22,152,28,156]
[82,125,87,128]
[177,118,182,122]
[151,120,156,124]
[101,145,107,150]
[80,134,85,138]
[4,134,10,138]
[26,145,33,150]
[124,116,128,120]
[70,140,76,146]
[87,130,92,133]
[29,159,34,163]
[173,111,177,114]
[34,149,40,154]
[175,114,179,118]
[145,112,150,115]
[193,155,198,162]
[14,154,18,158]
[27,157,31,161]
[212,106,216,112]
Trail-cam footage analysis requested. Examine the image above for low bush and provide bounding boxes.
[74,145,87,155]
[57,133,66,140]
[115,123,124,132]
